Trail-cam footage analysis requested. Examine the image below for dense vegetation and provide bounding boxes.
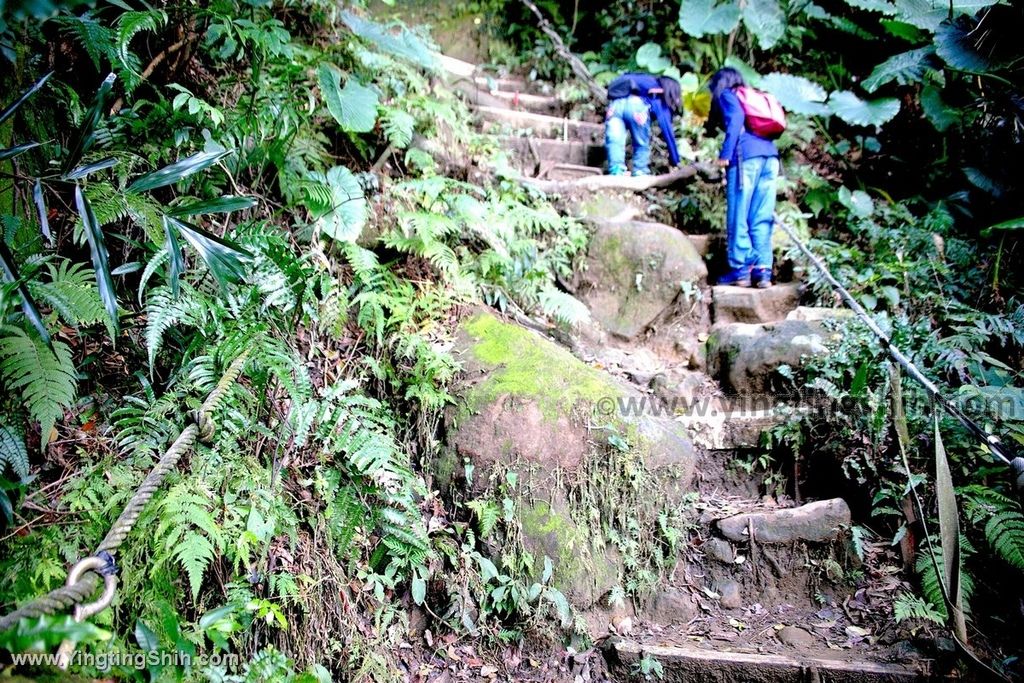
[1,0,1023,679]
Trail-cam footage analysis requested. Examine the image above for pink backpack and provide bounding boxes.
[735,86,786,139]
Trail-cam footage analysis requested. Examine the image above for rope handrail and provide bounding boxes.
[0,350,250,643]
[776,218,1024,480]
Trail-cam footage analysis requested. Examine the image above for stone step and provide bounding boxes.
[608,641,930,682]
[675,401,790,450]
[487,90,562,114]
[473,75,530,92]
[716,498,851,544]
[711,282,801,325]
[540,162,603,181]
[438,53,477,78]
[496,136,604,167]
[474,105,603,143]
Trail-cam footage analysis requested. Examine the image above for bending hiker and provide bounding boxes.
[604,73,682,176]
[709,67,782,288]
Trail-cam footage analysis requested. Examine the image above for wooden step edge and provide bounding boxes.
[610,640,933,682]
[474,105,603,130]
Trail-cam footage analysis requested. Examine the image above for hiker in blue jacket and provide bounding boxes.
[709,67,780,288]
[604,73,682,176]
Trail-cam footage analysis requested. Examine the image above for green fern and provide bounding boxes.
[380,107,415,149]
[115,10,167,90]
[27,260,108,331]
[916,537,974,618]
[0,423,29,481]
[155,482,224,601]
[893,592,944,624]
[145,285,208,367]
[467,499,500,538]
[984,511,1024,571]
[0,327,77,443]
[55,12,116,72]
[537,287,590,326]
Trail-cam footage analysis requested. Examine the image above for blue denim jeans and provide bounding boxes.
[605,96,651,176]
[726,156,780,270]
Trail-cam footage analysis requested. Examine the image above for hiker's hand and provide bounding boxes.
[715,159,730,167]
[715,159,729,186]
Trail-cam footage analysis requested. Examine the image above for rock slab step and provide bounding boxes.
[711,283,801,325]
[717,498,851,544]
[706,319,831,395]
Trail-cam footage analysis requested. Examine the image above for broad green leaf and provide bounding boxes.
[935,19,991,72]
[198,606,236,631]
[838,186,875,217]
[0,72,51,127]
[340,10,438,70]
[162,215,184,297]
[862,47,937,92]
[127,150,230,193]
[742,0,786,50]
[63,156,118,180]
[0,142,40,161]
[760,73,828,116]
[827,91,901,128]
[981,216,1024,238]
[964,167,1003,197]
[411,575,426,605]
[920,85,958,132]
[477,555,498,583]
[0,242,50,346]
[62,73,116,176]
[318,64,379,134]
[724,56,762,87]
[933,413,967,641]
[636,43,671,72]
[169,195,256,217]
[881,20,925,41]
[543,588,572,628]
[679,0,741,38]
[75,185,119,335]
[0,615,110,653]
[894,0,999,32]
[134,619,160,652]
[165,216,251,289]
[308,166,367,242]
[33,180,50,244]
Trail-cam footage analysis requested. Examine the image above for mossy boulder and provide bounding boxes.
[706,319,830,395]
[579,221,707,339]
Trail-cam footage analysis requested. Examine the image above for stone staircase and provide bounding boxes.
[438,58,932,682]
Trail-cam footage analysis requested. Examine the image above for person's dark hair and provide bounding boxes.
[707,67,746,128]
[658,75,682,114]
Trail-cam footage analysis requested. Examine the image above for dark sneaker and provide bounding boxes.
[752,267,773,288]
[718,267,751,287]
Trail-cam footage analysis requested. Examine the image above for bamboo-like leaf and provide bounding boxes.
[0,72,52,127]
[0,142,40,161]
[933,413,967,643]
[127,150,229,193]
[74,185,119,335]
[165,216,251,289]
[981,216,1024,238]
[168,195,256,217]
[161,215,185,297]
[62,73,116,176]
[33,180,50,245]
[63,156,118,180]
[0,241,51,347]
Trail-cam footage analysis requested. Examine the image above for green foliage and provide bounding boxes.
[827,91,901,129]
[0,423,28,481]
[984,510,1024,571]
[318,64,380,134]
[0,327,76,443]
[307,166,368,242]
[892,592,945,624]
[678,0,741,38]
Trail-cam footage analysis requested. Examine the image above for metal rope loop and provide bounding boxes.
[65,556,117,621]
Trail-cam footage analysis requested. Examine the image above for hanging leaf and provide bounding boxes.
[168,195,256,217]
[862,47,937,93]
[827,91,901,128]
[964,167,1004,197]
[935,18,992,72]
[0,241,51,347]
[63,156,118,180]
[161,215,185,297]
[933,413,968,642]
[33,180,50,245]
[74,186,119,336]
[635,43,671,72]
[678,0,741,38]
[760,73,829,116]
[920,85,958,132]
[340,10,438,70]
[0,142,40,161]
[894,0,999,31]
[308,166,368,243]
[318,64,379,134]
[742,0,786,50]
[842,0,896,14]
[127,150,230,194]
[0,72,52,127]
[980,216,1024,238]
[881,20,925,42]
[165,216,251,289]
[62,73,116,176]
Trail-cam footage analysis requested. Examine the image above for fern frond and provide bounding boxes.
[916,538,974,618]
[155,482,224,600]
[467,499,500,538]
[893,592,944,624]
[985,511,1024,571]
[0,327,77,443]
[27,260,107,330]
[145,285,207,367]
[116,10,167,89]
[380,107,415,149]
[55,12,115,71]
[0,423,29,481]
[538,287,590,326]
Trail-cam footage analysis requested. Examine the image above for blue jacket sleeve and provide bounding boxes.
[650,98,681,167]
[718,89,745,164]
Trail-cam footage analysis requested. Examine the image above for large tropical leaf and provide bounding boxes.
[33,180,50,245]
[742,0,786,50]
[63,156,118,180]
[162,216,185,297]
[635,43,671,72]
[842,0,896,13]
[74,186,119,335]
[935,18,992,72]
[62,73,116,176]
[0,242,51,346]
[760,73,829,116]
[894,0,999,31]
[318,64,379,134]
[920,85,958,132]
[308,166,368,243]
[340,10,438,70]
[168,195,256,217]
[862,46,937,92]
[678,0,741,38]
[981,216,1024,238]
[828,91,901,128]
[0,142,40,161]
[0,72,52,127]
[127,150,230,194]
[165,216,251,289]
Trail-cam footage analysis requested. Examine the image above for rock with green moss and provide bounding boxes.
[706,319,831,394]
[579,221,707,339]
